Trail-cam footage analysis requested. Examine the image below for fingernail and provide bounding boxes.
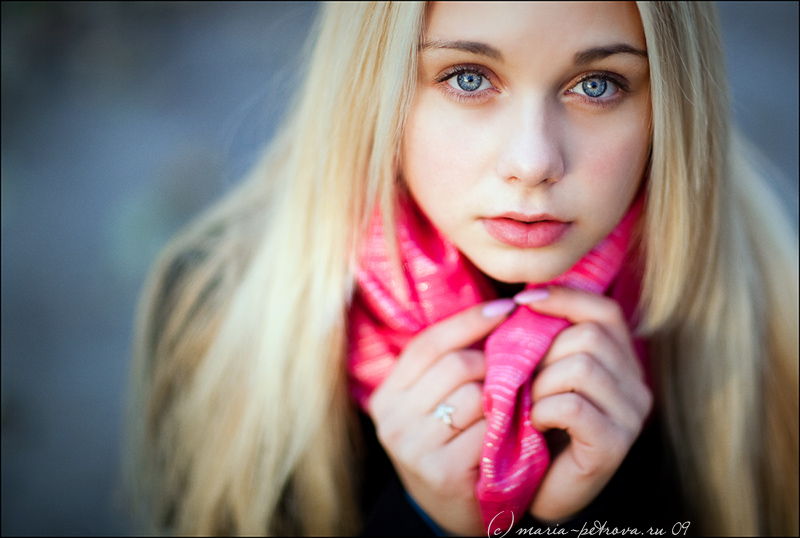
[482,298,516,318]
[513,288,549,304]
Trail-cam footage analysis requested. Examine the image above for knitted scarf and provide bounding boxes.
[348,195,643,530]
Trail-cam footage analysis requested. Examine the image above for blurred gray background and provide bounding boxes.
[1,2,797,536]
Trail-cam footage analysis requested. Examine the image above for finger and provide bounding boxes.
[405,349,485,416]
[518,288,643,382]
[393,417,487,490]
[389,299,515,392]
[529,393,629,523]
[419,381,485,445]
[531,392,637,458]
[442,417,487,471]
[532,352,648,433]
[538,322,639,382]
[514,287,631,351]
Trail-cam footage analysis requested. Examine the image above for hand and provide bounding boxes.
[367,299,516,535]
[515,287,653,523]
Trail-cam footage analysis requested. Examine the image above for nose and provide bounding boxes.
[496,99,565,187]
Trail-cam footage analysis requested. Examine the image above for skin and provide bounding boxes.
[369,3,653,535]
[402,1,651,284]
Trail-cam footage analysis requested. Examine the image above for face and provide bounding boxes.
[401,2,651,283]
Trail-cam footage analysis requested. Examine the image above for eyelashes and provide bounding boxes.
[434,65,630,108]
[565,71,629,107]
[434,64,499,104]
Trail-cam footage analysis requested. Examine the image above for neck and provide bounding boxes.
[490,278,526,299]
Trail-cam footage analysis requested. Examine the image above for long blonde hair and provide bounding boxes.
[637,3,798,534]
[125,2,798,535]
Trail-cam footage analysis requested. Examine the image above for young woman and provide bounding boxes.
[125,2,798,536]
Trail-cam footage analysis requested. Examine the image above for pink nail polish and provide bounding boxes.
[482,298,516,318]
[513,288,549,304]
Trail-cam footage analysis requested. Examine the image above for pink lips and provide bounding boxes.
[482,213,570,248]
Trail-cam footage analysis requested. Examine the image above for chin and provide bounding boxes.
[473,255,575,285]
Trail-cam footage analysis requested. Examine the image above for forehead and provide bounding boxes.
[425,2,647,63]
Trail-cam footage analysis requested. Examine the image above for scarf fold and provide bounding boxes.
[348,195,643,530]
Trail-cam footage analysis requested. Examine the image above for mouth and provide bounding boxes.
[481,212,571,248]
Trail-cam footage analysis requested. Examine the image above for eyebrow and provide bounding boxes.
[573,44,648,65]
[421,39,504,62]
[422,39,647,67]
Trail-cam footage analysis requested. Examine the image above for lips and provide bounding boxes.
[482,213,570,248]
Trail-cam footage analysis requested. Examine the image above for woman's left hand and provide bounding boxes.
[515,286,653,523]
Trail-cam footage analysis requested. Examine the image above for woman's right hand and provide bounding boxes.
[367,299,516,536]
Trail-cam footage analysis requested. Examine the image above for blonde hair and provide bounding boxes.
[125,2,798,535]
[637,3,798,534]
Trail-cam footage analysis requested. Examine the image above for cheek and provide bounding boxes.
[577,119,649,203]
[402,99,488,204]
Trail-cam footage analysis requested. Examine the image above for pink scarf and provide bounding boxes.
[348,195,643,530]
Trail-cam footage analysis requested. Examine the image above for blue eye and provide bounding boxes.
[570,75,619,99]
[457,72,482,91]
[437,65,499,104]
[582,78,606,97]
[446,69,492,93]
